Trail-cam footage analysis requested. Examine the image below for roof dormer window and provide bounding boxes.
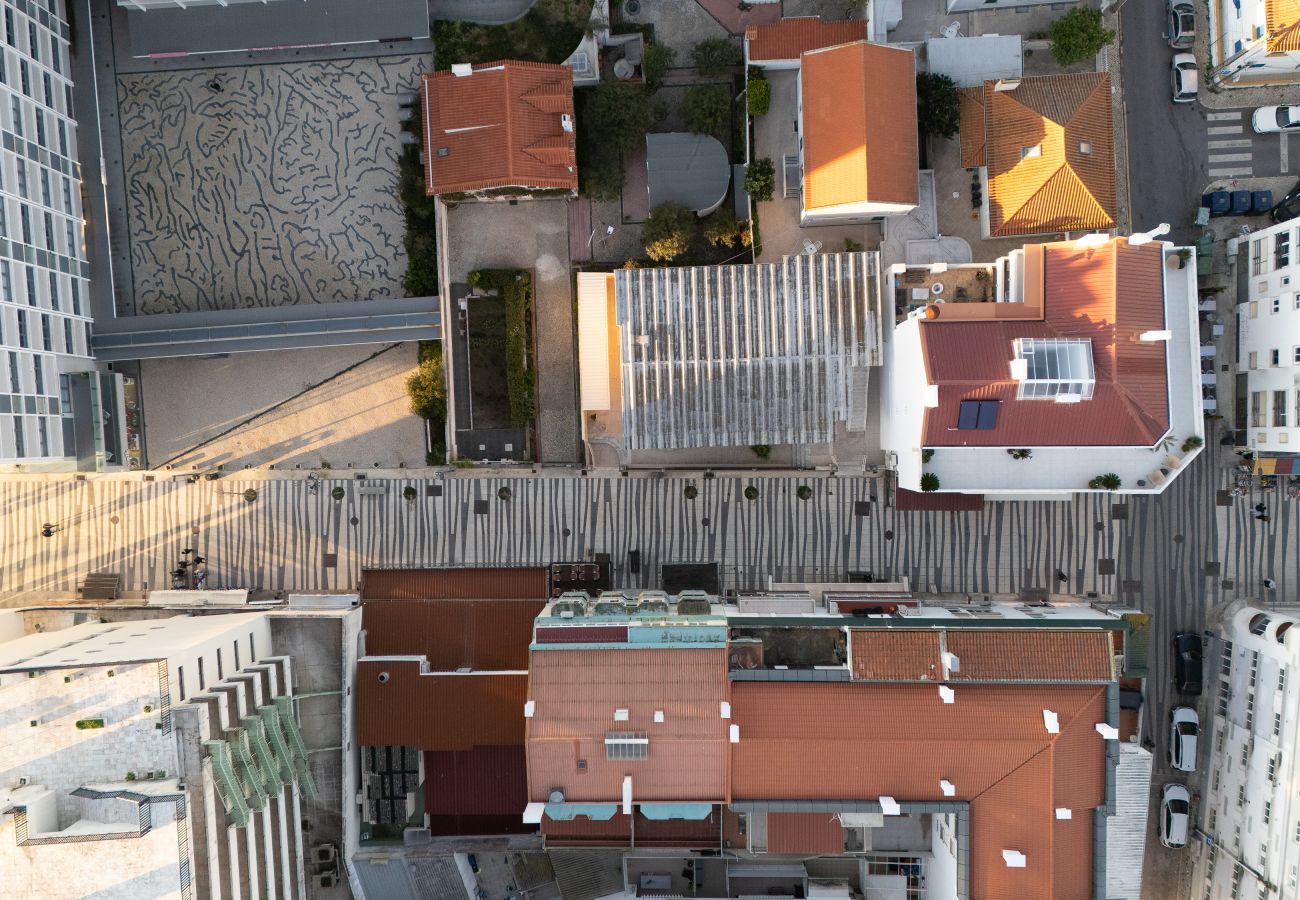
[1020,144,1042,160]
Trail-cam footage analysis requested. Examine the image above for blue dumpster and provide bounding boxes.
[1201,191,1231,217]
[1231,190,1253,215]
[1252,190,1274,215]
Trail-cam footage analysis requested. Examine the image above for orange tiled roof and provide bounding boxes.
[1268,0,1300,50]
[973,73,1116,237]
[800,41,918,210]
[744,17,867,62]
[958,86,986,167]
[420,61,577,195]
[921,237,1170,448]
[526,648,730,803]
[731,680,1109,900]
[849,628,1116,682]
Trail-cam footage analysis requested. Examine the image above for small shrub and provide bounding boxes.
[403,486,418,501]
[498,486,513,501]
[705,211,747,248]
[750,443,771,460]
[644,202,696,262]
[406,351,447,422]
[427,445,446,466]
[684,485,699,500]
[920,473,940,492]
[747,74,771,116]
[745,158,775,202]
[242,489,258,503]
[586,82,652,154]
[692,37,742,76]
[125,772,137,781]
[921,449,934,464]
[453,457,475,469]
[143,705,153,713]
[1087,473,1122,491]
[1181,435,1204,453]
[331,486,346,501]
[744,485,759,501]
[1007,448,1032,460]
[683,84,730,136]
[796,485,813,500]
[1048,7,1115,66]
[643,42,674,89]
[844,237,864,252]
[75,718,105,730]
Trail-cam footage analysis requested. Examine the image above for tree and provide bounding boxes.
[683,84,729,136]
[920,473,941,492]
[692,37,742,76]
[1048,7,1115,67]
[406,351,447,421]
[585,82,652,154]
[643,42,674,90]
[747,73,771,116]
[744,157,775,202]
[916,72,960,139]
[580,149,624,202]
[644,203,696,262]
[704,210,746,248]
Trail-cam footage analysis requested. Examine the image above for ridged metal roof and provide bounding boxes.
[615,252,880,450]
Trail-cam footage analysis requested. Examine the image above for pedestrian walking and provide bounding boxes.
[1255,502,1267,513]
[1265,578,1277,590]
[1055,569,1068,583]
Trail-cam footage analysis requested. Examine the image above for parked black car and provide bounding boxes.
[1271,178,1300,224]
[1171,633,1203,695]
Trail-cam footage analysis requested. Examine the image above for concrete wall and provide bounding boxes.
[927,813,960,900]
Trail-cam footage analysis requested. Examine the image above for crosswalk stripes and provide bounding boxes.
[1205,111,1254,178]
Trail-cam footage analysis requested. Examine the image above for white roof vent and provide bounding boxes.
[614,708,629,722]
[549,788,566,803]
[1079,141,1092,155]
[562,113,574,133]
[451,63,473,77]
[938,685,955,704]
[1003,849,1027,868]
[524,701,535,718]
[729,724,740,744]
[942,651,960,673]
[720,701,732,719]
[1096,723,1119,740]
[1055,808,1073,820]
[523,802,546,824]
[940,779,956,797]
[879,796,901,816]
[1043,710,1060,734]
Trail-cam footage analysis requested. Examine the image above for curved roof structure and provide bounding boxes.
[645,133,731,215]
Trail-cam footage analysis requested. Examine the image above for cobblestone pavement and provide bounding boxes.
[118,56,424,314]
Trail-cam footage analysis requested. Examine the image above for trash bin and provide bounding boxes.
[1201,191,1230,217]
[1252,190,1274,215]
[1231,190,1253,216]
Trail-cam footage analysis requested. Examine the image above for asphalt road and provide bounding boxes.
[1121,1,1292,243]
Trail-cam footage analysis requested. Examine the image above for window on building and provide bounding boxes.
[24,269,34,306]
[1239,785,1247,807]
[56,121,66,158]
[1014,337,1096,400]
[1276,391,1289,427]
[177,665,185,701]
[39,315,49,351]
[42,211,52,249]
[1275,712,1284,737]
[1252,392,1266,427]
[69,278,79,316]
[1,261,11,303]
[35,416,46,456]
[957,399,1000,430]
[19,60,29,97]
[41,72,50,109]
[1253,238,1267,275]
[18,205,29,245]
[33,109,42,148]
[13,415,24,457]
[1273,297,1282,314]
[16,311,27,348]
[7,352,19,393]
[1266,801,1274,824]
[48,35,59,75]
[1273,348,1282,366]
[27,23,37,63]
[32,356,41,394]
[233,640,240,671]
[197,657,205,691]
[1294,346,1300,364]
[1249,351,1259,370]
[61,318,70,354]
[249,632,256,661]
[604,731,649,760]
[6,10,16,48]
[46,272,56,310]
[1280,229,1294,268]
[60,176,70,212]
[1281,668,1289,693]
[1268,755,1279,782]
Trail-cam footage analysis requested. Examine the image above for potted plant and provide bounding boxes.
[796,485,813,500]
[1007,448,1032,460]
[497,486,512,501]
[744,485,759,501]
[683,485,699,500]
[1087,473,1122,491]
[920,473,940,492]
[921,449,934,463]
[1181,435,1204,453]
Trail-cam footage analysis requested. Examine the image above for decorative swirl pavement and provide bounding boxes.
[118,57,425,315]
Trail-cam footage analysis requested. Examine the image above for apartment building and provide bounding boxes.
[0,605,353,900]
[1239,215,1300,458]
[1209,0,1300,87]
[1195,604,1300,899]
[883,232,1205,496]
[521,587,1152,900]
[0,0,122,471]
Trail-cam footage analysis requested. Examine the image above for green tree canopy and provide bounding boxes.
[916,72,960,139]
[1048,7,1115,67]
[692,37,742,76]
[644,202,696,262]
[406,350,447,421]
[585,82,652,154]
[683,84,730,136]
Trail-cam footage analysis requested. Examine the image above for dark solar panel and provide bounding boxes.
[976,400,999,430]
[957,401,981,430]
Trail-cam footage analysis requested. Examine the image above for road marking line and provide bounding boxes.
[1207,111,1243,121]
[1208,153,1253,162]
[1208,125,1244,135]
[1282,132,1290,175]
[1208,139,1253,149]
[1208,166,1254,177]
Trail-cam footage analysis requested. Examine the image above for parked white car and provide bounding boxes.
[1252,105,1300,134]
[1168,707,1199,772]
[1171,54,1198,104]
[1160,783,1191,849]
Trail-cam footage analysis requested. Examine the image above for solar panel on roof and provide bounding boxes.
[976,400,999,430]
[958,401,981,430]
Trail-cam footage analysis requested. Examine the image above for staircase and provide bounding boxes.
[80,572,121,600]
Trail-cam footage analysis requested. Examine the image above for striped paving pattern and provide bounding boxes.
[1206,111,1254,178]
[2,474,1124,601]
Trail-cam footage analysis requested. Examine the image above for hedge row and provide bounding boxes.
[471,269,536,426]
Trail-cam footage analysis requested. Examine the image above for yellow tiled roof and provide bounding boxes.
[982,73,1116,238]
[1267,0,1300,51]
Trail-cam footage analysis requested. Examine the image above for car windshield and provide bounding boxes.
[1168,800,1189,815]
[1279,108,1299,128]
[1178,12,1194,30]
[1177,722,1197,735]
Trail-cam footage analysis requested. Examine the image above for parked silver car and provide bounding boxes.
[1167,0,1195,49]
[1160,783,1191,849]
[1171,53,1198,104]
[1168,707,1199,772]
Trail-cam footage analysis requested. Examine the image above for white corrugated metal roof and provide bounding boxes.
[1105,742,1153,899]
[614,252,880,450]
[577,272,612,411]
[925,34,1023,88]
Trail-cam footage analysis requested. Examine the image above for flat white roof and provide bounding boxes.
[0,613,267,670]
[924,34,1023,88]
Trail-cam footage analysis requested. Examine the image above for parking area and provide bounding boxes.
[118,56,425,315]
[139,344,427,470]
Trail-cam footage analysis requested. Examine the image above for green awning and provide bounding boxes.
[544,803,619,821]
[639,803,714,820]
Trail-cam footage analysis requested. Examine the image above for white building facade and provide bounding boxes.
[0,612,317,900]
[1195,605,1300,899]
[1239,215,1300,455]
[1210,0,1300,87]
[0,0,122,471]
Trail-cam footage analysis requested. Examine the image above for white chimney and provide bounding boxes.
[938,685,956,704]
[524,701,535,718]
[451,63,473,77]
[879,796,901,816]
[993,79,1021,92]
[940,780,956,797]
[1003,849,1027,868]
[1043,710,1060,734]
[729,724,740,744]
[523,802,546,824]
[622,776,633,815]
[1055,808,1073,820]
[1096,723,1119,740]
[942,651,960,674]
[720,702,731,719]
[1054,394,1083,404]
[1139,330,1172,342]
[924,384,940,408]
[1009,358,1029,381]
[1073,232,1110,249]
[1128,223,1171,245]
[561,113,574,133]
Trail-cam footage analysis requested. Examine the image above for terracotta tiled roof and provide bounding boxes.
[420,61,577,195]
[1268,0,1300,50]
[895,487,984,511]
[800,41,918,210]
[361,566,549,599]
[921,237,1170,447]
[849,631,942,681]
[731,681,1108,900]
[362,599,545,670]
[946,629,1116,682]
[526,648,730,803]
[958,86,986,168]
[542,809,723,848]
[767,813,844,855]
[975,73,1115,237]
[357,659,527,750]
[744,17,866,62]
